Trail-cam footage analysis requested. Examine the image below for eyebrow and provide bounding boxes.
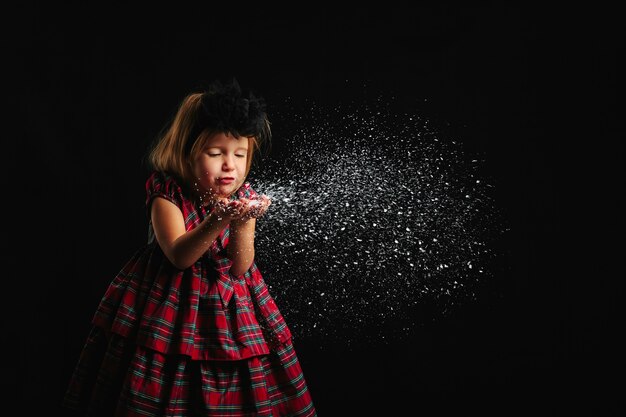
[206,146,249,151]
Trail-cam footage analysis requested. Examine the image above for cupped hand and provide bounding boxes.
[236,195,272,221]
[213,198,246,221]
[213,195,271,222]
[247,194,272,219]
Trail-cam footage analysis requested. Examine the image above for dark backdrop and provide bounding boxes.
[6,3,623,416]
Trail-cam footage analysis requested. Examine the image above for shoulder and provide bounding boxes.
[145,170,189,208]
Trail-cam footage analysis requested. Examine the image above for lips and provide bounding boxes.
[217,177,235,184]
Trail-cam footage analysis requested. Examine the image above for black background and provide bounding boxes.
[6,3,623,416]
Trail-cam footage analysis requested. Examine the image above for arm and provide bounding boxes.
[228,195,271,276]
[228,217,256,276]
[150,197,229,270]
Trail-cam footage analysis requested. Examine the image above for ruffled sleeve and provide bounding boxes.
[145,171,186,218]
[234,181,260,200]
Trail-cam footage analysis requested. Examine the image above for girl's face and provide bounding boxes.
[191,132,249,200]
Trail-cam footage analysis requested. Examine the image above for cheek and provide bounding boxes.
[192,160,215,185]
[194,158,214,175]
[238,158,248,172]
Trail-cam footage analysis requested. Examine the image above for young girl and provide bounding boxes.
[62,79,318,416]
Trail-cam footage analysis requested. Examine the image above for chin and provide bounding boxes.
[215,185,236,197]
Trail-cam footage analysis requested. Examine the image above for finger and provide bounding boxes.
[249,205,265,219]
[227,200,244,216]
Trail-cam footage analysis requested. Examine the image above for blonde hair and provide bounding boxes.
[147,81,271,192]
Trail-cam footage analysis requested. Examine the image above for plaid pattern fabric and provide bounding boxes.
[63,327,317,416]
[63,171,316,415]
[91,171,292,360]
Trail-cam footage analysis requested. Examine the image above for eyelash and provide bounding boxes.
[208,153,246,158]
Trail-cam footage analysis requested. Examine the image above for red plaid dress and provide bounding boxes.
[63,171,317,417]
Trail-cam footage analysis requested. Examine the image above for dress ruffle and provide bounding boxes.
[63,327,316,416]
[91,236,292,360]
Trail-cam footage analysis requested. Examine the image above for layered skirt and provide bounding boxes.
[62,242,316,416]
[62,326,317,417]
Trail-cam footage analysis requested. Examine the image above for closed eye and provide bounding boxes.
[207,153,247,157]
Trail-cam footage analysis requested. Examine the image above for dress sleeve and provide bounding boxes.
[234,181,260,200]
[144,171,186,218]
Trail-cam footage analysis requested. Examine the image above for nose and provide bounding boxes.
[222,154,235,171]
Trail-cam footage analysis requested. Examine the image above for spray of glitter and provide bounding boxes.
[247,97,506,347]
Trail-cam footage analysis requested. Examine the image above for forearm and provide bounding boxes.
[228,218,256,276]
[170,213,229,269]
